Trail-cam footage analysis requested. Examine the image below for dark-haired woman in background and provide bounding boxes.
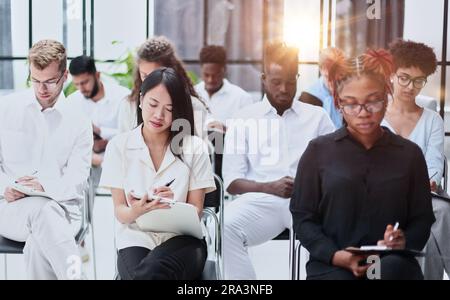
[382,39,450,280]
[100,68,215,280]
[290,49,435,280]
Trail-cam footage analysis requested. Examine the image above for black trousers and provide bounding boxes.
[117,235,207,280]
[307,254,424,280]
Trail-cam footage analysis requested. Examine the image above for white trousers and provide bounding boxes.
[223,193,291,279]
[0,197,81,280]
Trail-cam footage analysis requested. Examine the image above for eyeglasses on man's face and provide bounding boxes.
[30,73,64,90]
[395,74,427,89]
[339,99,385,116]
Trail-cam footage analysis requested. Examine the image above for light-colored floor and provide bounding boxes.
[0,192,447,280]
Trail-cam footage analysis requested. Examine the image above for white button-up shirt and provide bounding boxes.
[99,126,216,250]
[0,89,93,214]
[195,79,254,125]
[68,80,130,140]
[223,96,335,191]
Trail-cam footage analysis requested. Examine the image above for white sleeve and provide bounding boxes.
[187,138,216,193]
[39,121,93,202]
[318,111,336,135]
[222,118,249,190]
[0,136,14,198]
[99,137,125,190]
[118,99,136,134]
[99,126,119,141]
[424,115,444,185]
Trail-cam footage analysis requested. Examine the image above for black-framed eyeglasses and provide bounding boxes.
[395,74,427,89]
[30,73,64,90]
[339,99,385,116]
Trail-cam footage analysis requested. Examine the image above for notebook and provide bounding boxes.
[11,183,52,199]
[346,246,425,257]
[135,202,203,239]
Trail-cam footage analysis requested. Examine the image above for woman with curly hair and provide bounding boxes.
[118,36,209,139]
[382,39,450,280]
[290,49,434,280]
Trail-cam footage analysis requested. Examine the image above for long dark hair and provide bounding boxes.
[138,67,195,158]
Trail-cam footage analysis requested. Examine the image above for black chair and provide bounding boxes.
[201,173,224,279]
[0,182,92,279]
[273,226,300,280]
[207,130,225,180]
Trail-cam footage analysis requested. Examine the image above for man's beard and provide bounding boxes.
[87,78,100,99]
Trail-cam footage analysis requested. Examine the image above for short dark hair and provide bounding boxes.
[389,39,437,76]
[69,55,97,76]
[263,41,299,74]
[199,45,227,66]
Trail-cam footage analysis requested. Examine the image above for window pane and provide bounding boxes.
[66,0,84,57]
[154,0,203,60]
[284,0,321,62]
[421,67,442,104]
[32,0,64,44]
[404,0,444,59]
[213,0,263,61]
[12,59,29,91]
[227,64,262,94]
[94,0,147,60]
[10,0,29,57]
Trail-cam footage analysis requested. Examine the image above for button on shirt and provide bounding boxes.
[223,96,335,191]
[0,89,93,216]
[290,127,435,275]
[99,126,216,250]
[195,79,254,126]
[68,80,130,140]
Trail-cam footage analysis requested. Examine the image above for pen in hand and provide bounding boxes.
[389,222,399,242]
[15,170,38,183]
[429,172,438,180]
[165,179,175,187]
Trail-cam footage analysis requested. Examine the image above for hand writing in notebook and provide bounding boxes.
[15,171,44,193]
[127,192,171,222]
[377,223,405,250]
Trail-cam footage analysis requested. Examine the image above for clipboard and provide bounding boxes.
[11,183,52,199]
[346,246,425,257]
[135,202,203,239]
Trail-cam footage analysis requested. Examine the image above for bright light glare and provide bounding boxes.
[283,0,321,61]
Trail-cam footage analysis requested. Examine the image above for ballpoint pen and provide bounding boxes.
[165,179,175,187]
[389,222,399,242]
[429,172,438,180]
[15,170,38,183]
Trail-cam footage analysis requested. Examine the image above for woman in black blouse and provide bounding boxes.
[290,49,435,280]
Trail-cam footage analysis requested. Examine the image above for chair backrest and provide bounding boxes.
[443,155,448,192]
[201,173,224,280]
[0,236,25,254]
[204,174,224,212]
[207,130,225,179]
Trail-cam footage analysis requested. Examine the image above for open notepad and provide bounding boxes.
[135,202,203,239]
[11,183,52,199]
[346,246,425,257]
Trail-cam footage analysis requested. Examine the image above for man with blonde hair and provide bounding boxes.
[0,40,92,279]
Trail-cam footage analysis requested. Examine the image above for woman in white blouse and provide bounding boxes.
[100,67,215,280]
[118,36,210,140]
[382,39,450,280]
